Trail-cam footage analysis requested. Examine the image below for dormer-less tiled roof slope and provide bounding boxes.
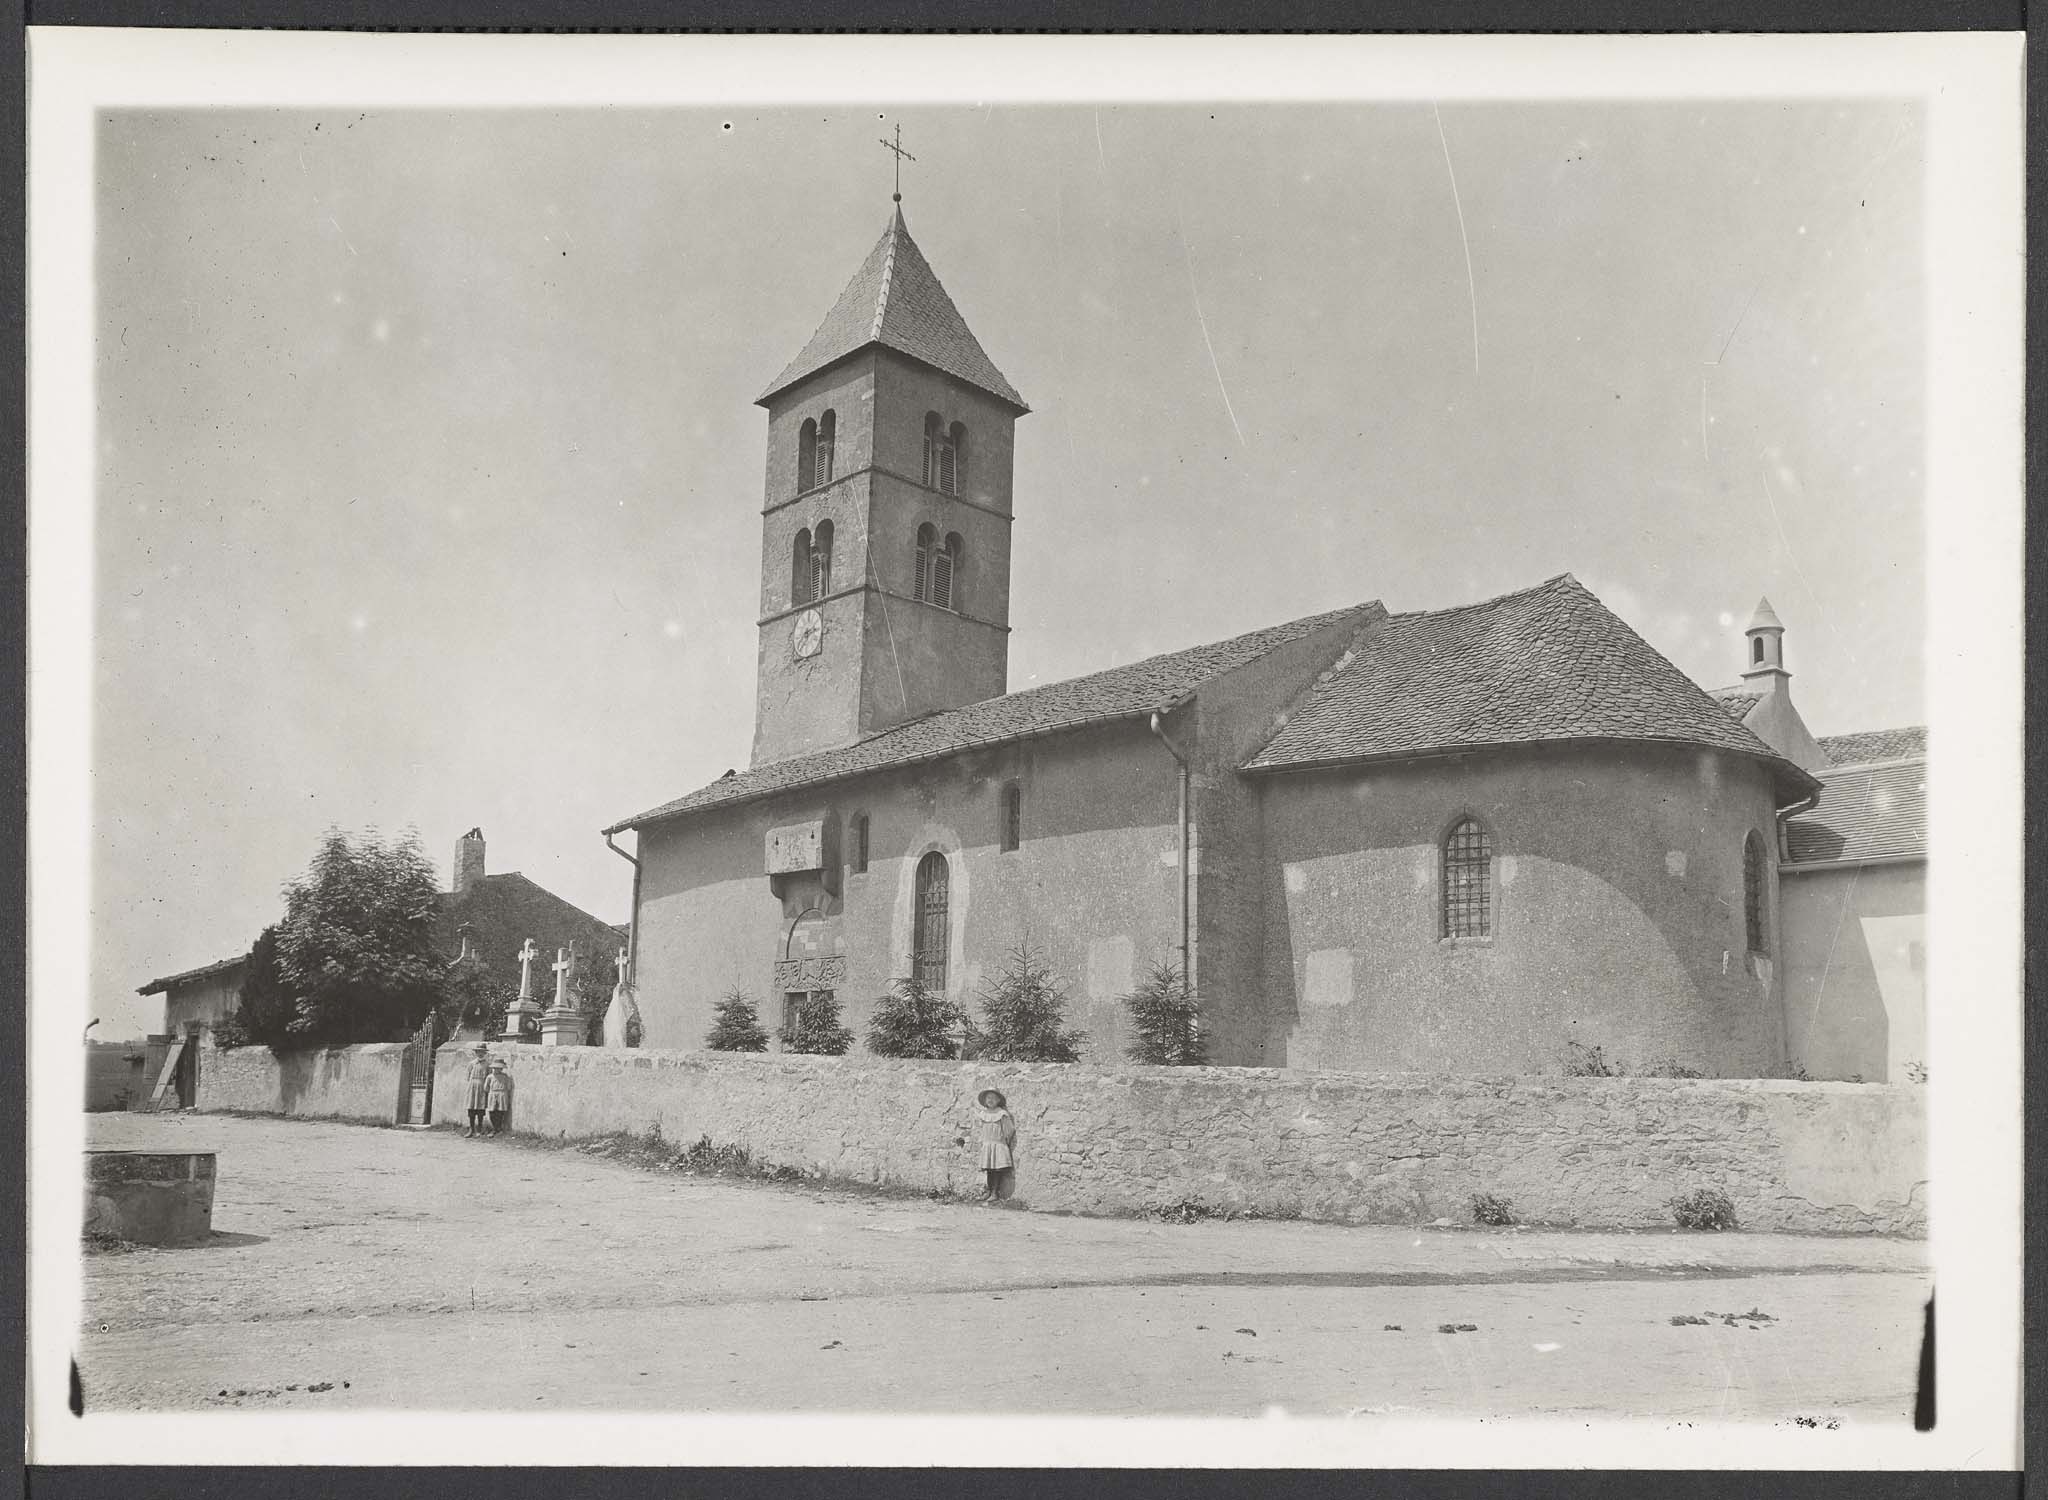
[1786,759,1927,863]
[759,208,1028,413]
[137,953,246,996]
[1244,574,1818,797]
[608,602,1384,831]
[1819,726,1927,767]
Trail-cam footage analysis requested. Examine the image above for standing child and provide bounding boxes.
[484,1058,513,1136]
[972,1089,1016,1202]
[463,1045,491,1137]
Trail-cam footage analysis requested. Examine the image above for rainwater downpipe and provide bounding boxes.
[1148,711,1193,986]
[604,830,641,982]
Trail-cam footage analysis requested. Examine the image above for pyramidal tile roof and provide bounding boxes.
[1244,574,1817,794]
[607,602,1382,830]
[759,208,1028,412]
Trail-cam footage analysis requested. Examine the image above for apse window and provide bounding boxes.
[1441,817,1493,939]
[850,813,870,874]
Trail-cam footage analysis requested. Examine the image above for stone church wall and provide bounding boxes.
[632,718,1184,1057]
[200,1043,1924,1234]
[1258,742,1788,1077]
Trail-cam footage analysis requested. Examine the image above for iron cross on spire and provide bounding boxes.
[878,122,916,204]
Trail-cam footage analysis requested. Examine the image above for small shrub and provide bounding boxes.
[1562,1041,1617,1077]
[1785,1059,1813,1081]
[1470,1192,1514,1227]
[1904,1061,1928,1084]
[779,991,852,1056]
[865,976,968,1059]
[975,941,1088,1062]
[704,985,768,1052]
[1641,1058,1703,1079]
[1669,1187,1739,1231]
[1670,1314,1710,1326]
[1122,962,1207,1066]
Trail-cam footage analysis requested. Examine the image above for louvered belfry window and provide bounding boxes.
[923,412,961,496]
[913,523,935,603]
[1442,817,1493,939]
[1743,832,1768,954]
[811,520,833,600]
[931,533,957,611]
[913,851,950,991]
[814,410,835,489]
[791,527,814,606]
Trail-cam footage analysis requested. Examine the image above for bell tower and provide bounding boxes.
[749,205,1029,767]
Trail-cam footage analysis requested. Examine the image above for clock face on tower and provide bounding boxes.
[791,608,824,660]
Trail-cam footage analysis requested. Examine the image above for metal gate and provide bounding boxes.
[397,1013,437,1126]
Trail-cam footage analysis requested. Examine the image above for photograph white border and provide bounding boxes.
[26,28,2024,1469]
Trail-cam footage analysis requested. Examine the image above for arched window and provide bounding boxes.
[797,419,817,494]
[913,523,936,603]
[923,412,960,495]
[814,410,836,489]
[930,532,961,611]
[1442,817,1493,939]
[811,519,833,599]
[1752,637,1765,666]
[791,527,814,606]
[1000,781,1022,852]
[948,421,967,494]
[913,851,950,992]
[1743,831,1768,954]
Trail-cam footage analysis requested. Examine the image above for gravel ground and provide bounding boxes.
[75,1111,1930,1419]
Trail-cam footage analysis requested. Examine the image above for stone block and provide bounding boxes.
[84,1150,216,1246]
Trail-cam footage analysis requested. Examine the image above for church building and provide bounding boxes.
[607,204,1922,1080]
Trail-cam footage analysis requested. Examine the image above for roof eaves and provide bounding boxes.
[1242,733,1822,801]
[606,702,1181,836]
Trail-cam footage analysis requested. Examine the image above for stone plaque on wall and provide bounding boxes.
[774,954,847,991]
[765,820,826,875]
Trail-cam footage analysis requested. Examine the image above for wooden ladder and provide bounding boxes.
[145,1037,187,1111]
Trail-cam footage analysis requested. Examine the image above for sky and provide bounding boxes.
[90,100,1924,1038]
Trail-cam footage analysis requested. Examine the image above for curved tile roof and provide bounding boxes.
[1243,574,1816,795]
[1819,726,1927,767]
[759,208,1028,412]
[607,602,1381,831]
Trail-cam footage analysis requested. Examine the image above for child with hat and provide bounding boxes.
[484,1057,513,1136]
[462,1045,490,1137]
[972,1088,1016,1203]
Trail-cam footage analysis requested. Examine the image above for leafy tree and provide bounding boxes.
[975,941,1087,1062]
[865,976,968,1059]
[779,991,853,1056]
[274,827,447,1045]
[212,925,292,1050]
[705,985,769,1052]
[1121,962,1207,1066]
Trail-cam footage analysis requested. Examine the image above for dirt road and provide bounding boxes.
[76,1112,1928,1420]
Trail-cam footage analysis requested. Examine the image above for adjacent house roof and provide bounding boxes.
[438,872,626,976]
[1709,687,1765,720]
[608,602,1385,831]
[1243,574,1818,798]
[758,208,1028,413]
[137,954,246,996]
[1785,758,1927,864]
[1819,726,1927,767]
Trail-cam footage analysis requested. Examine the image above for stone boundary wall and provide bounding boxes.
[197,1040,409,1124]
[200,1042,1926,1234]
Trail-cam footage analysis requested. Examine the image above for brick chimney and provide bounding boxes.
[454,828,486,894]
